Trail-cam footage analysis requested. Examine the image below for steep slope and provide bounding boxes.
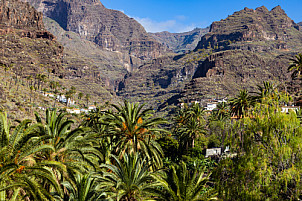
[181,6,302,103]
[118,6,302,112]
[0,0,64,120]
[43,17,127,87]
[0,0,117,120]
[117,49,212,111]
[22,0,169,70]
[149,28,209,53]
[195,6,301,52]
[0,0,63,74]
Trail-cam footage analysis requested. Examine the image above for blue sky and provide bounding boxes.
[101,0,302,33]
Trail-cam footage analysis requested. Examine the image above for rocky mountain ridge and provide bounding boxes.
[22,0,169,71]
[149,27,209,53]
[195,6,301,52]
[0,0,62,75]
[118,6,302,111]
[182,6,302,103]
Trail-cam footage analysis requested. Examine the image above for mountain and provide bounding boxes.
[195,6,301,52]
[181,6,302,102]
[149,28,209,53]
[298,22,302,30]
[0,0,64,120]
[22,0,169,70]
[118,6,302,111]
[0,0,62,74]
[0,0,117,120]
[43,16,127,89]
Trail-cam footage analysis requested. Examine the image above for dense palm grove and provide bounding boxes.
[0,55,301,200]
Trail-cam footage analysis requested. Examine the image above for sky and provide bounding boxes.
[100,0,302,33]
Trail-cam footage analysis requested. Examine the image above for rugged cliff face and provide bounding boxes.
[195,6,302,52]
[181,50,298,101]
[22,0,169,70]
[150,28,209,53]
[118,6,302,111]
[181,6,302,103]
[0,0,63,74]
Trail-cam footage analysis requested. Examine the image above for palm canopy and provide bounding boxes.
[56,172,106,201]
[252,81,280,104]
[229,89,254,118]
[99,153,156,201]
[288,53,302,80]
[151,162,217,201]
[0,111,61,200]
[210,102,230,121]
[174,103,206,151]
[104,100,168,169]
[35,109,102,175]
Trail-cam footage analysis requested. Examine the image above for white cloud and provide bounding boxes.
[133,16,196,33]
[175,15,187,21]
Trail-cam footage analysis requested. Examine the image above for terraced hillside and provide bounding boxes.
[118,6,302,111]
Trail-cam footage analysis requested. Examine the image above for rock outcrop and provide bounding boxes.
[195,6,302,52]
[118,6,302,111]
[181,6,302,102]
[0,0,63,74]
[22,0,169,70]
[149,28,209,53]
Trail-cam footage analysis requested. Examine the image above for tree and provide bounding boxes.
[151,162,217,201]
[214,100,302,200]
[174,103,206,152]
[104,100,167,169]
[210,102,230,121]
[288,53,302,80]
[85,94,90,107]
[0,111,61,200]
[229,89,254,118]
[57,172,105,201]
[100,153,156,201]
[176,117,206,151]
[34,109,102,181]
[252,81,278,104]
[78,92,83,100]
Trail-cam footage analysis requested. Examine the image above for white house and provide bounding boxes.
[57,95,67,103]
[205,103,217,111]
[66,108,81,114]
[88,105,96,111]
[281,106,299,113]
[43,92,55,98]
[206,148,221,158]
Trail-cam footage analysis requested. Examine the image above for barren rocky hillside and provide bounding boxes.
[22,0,169,70]
[118,6,302,112]
[149,28,209,53]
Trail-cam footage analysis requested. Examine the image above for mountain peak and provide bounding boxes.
[195,5,302,51]
[255,6,269,13]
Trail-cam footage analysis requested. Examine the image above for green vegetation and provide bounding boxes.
[0,79,301,200]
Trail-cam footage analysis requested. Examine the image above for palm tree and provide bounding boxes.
[151,162,217,201]
[174,103,206,151]
[0,111,61,200]
[104,100,167,169]
[56,172,105,201]
[176,117,207,151]
[252,81,277,103]
[78,92,84,101]
[229,89,253,118]
[99,153,156,201]
[210,102,230,121]
[85,94,90,107]
[288,53,302,80]
[34,109,102,181]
